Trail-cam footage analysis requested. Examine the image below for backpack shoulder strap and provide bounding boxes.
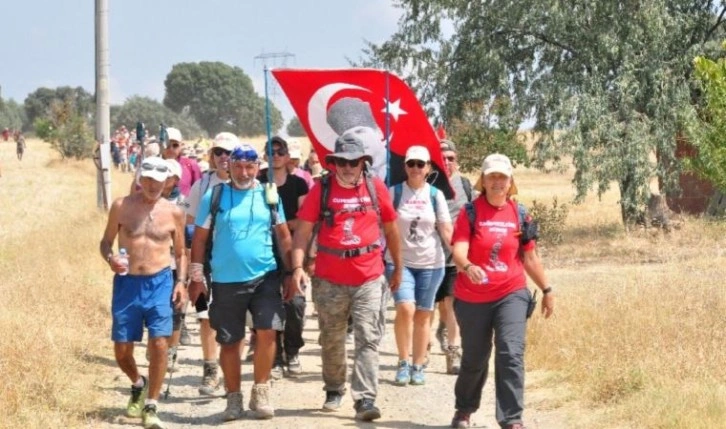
[508,199,526,233]
[465,201,476,237]
[429,185,439,220]
[203,183,225,275]
[393,183,403,210]
[200,171,214,197]
[461,176,473,202]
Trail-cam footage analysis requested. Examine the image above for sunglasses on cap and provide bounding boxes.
[212,147,231,157]
[140,162,169,173]
[230,146,258,162]
[333,158,362,168]
[405,160,427,169]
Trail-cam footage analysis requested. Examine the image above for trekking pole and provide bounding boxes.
[163,347,178,399]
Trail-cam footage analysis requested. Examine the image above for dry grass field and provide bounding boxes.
[0,138,724,428]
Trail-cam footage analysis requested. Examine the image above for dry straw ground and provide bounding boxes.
[0,139,724,428]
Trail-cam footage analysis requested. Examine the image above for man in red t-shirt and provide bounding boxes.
[291,132,402,422]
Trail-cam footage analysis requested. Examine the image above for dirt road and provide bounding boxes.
[91,301,569,428]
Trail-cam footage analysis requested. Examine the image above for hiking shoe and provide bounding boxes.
[286,354,302,377]
[270,362,284,380]
[198,362,221,396]
[354,398,381,421]
[179,322,192,345]
[322,391,343,412]
[446,345,461,375]
[394,360,411,385]
[166,346,178,373]
[410,364,425,385]
[126,376,147,418]
[436,322,449,353]
[451,410,471,428]
[248,383,274,419]
[222,391,244,421]
[141,404,165,429]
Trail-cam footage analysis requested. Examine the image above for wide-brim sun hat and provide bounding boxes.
[324,132,373,164]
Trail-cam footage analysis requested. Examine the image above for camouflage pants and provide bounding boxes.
[312,275,387,401]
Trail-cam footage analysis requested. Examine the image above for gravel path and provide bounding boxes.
[91,300,569,428]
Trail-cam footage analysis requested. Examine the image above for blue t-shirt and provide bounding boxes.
[195,182,286,283]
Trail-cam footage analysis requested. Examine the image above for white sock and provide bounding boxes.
[133,377,145,388]
[146,399,158,407]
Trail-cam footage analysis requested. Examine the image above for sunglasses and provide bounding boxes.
[230,147,259,162]
[271,149,288,157]
[212,148,231,157]
[406,160,427,169]
[445,156,457,162]
[333,158,362,168]
[140,163,169,173]
[170,142,180,149]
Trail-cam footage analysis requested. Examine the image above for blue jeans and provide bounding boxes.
[385,263,445,311]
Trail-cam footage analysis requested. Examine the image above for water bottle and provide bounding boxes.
[118,248,129,276]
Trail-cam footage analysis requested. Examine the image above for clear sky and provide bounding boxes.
[0,0,402,122]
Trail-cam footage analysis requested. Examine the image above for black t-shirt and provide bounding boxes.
[258,169,309,221]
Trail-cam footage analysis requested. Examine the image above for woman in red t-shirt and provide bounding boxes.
[448,154,555,429]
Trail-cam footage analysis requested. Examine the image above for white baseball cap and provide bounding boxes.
[139,156,170,182]
[212,132,240,151]
[165,159,182,180]
[481,153,513,177]
[167,127,183,143]
[405,145,431,162]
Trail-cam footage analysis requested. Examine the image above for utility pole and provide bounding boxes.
[95,0,112,210]
[253,50,295,98]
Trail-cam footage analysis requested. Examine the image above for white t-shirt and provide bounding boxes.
[183,171,229,222]
[385,182,451,269]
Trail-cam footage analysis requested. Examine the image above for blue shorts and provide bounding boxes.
[111,267,174,342]
[385,263,445,311]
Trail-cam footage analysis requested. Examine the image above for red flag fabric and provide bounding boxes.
[271,68,454,198]
[436,125,447,140]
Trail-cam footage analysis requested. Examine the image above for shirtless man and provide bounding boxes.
[100,156,188,429]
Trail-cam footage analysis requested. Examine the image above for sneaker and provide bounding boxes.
[322,391,343,412]
[142,404,165,429]
[436,322,449,353]
[126,376,147,418]
[394,360,411,385]
[270,362,284,380]
[166,346,178,373]
[446,345,461,375]
[223,391,244,421]
[450,410,471,428]
[410,364,425,385]
[286,354,302,377]
[248,383,274,419]
[198,362,221,396]
[179,322,192,346]
[354,398,381,421]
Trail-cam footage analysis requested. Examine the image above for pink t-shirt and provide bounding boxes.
[451,198,535,303]
[297,177,396,286]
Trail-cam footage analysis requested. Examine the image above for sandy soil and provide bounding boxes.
[90,300,570,429]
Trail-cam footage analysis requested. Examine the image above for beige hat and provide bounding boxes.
[474,153,518,196]
[405,145,430,162]
[212,132,240,151]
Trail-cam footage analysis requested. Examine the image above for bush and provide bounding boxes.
[529,196,569,245]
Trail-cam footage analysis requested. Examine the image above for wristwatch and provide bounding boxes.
[542,286,553,295]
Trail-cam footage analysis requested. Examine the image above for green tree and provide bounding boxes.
[39,98,95,160]
[163,61,282,137]
[360,1,726,224]
[286,116,306,137]
[111,96,206,140]
[24,86,93,126]
[0,98,27,131]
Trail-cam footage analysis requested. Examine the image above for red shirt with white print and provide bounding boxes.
[451,197,535,303]
[297,176,396,286]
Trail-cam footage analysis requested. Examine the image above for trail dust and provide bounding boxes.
[89,300,571,428]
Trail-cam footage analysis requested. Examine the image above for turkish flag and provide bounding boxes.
[271,68,454,198]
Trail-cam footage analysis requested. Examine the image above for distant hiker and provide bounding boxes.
[182,132,235,396]
[258,136,310,380]
[290,132,402,422]
[162,127,202,197]
[448,153,554,429]
[286,139,315,189]
[15,132,26,161]
[99,156,188,429]
[188,144,295,421]
[2,127,9,142]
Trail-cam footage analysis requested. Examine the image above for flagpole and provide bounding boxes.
[384,70,391,187]
[264,66,273,183]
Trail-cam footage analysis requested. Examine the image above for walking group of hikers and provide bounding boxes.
[100,127,555,429]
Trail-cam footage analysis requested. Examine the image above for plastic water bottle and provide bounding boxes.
[118,248,129,276]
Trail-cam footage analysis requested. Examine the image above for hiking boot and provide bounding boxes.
[179,322,192,346]
[166,346,178,373]
[410,364,426,385]
[222,391,244,421]
[270,362,284,380]
[142,404,165,429]
[436,321,449,353]
[354,398,381,421]
[126,376,147,418]
[322,391,343,411]
[248,383,274,419]
[450,410,471,428]
[198,362,221,396]
[286,354,302,377]
[394,360,411,385]
[446,345,461,375]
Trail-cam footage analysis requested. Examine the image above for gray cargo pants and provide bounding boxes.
[312,275,387,401]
